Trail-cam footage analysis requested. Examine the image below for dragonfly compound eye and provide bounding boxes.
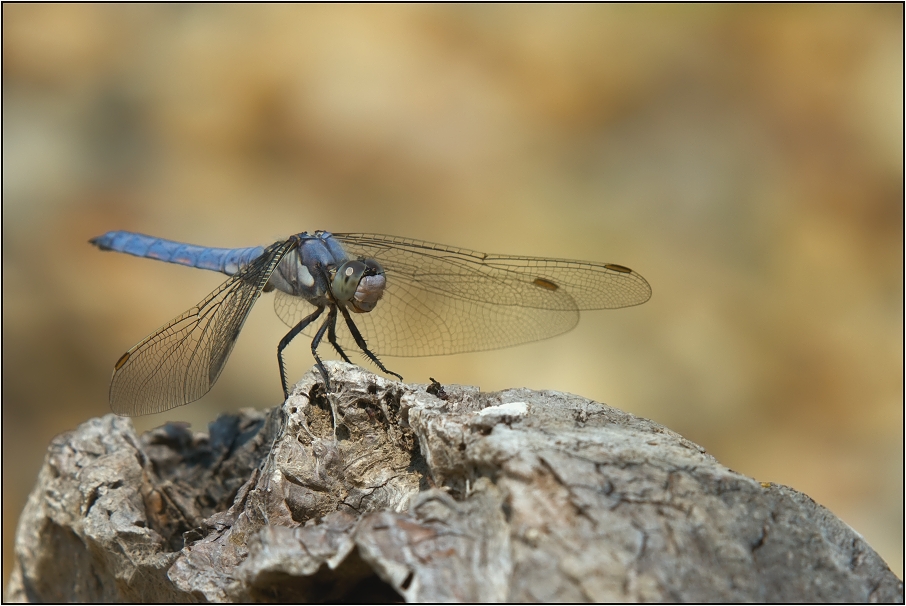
[331,259,386,312]
[332,260,366,303]
[350,259,386,313]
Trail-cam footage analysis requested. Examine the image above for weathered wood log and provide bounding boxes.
[6,362,903,602]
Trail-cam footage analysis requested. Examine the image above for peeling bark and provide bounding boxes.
[6,362,903,602]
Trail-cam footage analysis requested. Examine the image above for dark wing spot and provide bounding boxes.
[532,277,559,291]
[604,263,632,274]
[114,351,131,371]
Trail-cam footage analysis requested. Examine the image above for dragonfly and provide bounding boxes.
[90,230,651,416]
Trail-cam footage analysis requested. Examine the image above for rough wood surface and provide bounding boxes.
[6,362,903,602]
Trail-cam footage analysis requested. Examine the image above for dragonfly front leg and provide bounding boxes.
[326,305,353,364]
[278,305,325,398]
[338,305,403,381]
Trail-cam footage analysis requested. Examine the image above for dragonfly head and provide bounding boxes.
[331,259,386,313]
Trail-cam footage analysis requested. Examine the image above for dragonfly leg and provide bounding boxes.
[338,305,403,381]
[309,312,334,390]
[326,305,353,364]
[278,305,325,398]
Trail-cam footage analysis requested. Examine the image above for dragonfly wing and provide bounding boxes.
[109,240,295,416]
[274,275,580,357]
[271,233,650,358]
[334,234,651,309]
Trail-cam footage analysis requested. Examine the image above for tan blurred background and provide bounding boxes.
[3,4,902,584]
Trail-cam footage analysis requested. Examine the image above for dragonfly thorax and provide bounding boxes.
[268,234,350,305]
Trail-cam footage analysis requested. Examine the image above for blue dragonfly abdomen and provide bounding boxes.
[90,231,265,276]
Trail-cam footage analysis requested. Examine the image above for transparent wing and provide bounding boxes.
[109,239,295,416]
[273,233,651,358]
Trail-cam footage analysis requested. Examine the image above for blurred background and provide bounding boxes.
[3,4,902,584]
